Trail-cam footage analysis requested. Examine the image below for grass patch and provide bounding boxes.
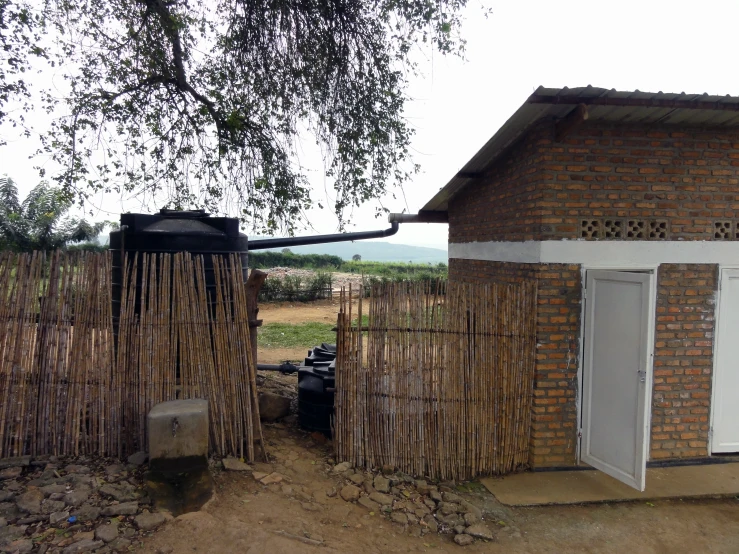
[351,314,369,326]
[258,322,337,349]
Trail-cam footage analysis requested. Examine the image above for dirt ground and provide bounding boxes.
[257,298,355,325]
[139,414,739,554]
[256,298,356,364]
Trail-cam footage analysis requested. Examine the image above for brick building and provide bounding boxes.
[420,86,739,490]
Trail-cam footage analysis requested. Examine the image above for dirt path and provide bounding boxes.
[140,421,739,554]
[257,298,354,325]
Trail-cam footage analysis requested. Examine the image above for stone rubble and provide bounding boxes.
[330,462,497,546]
[133,512,167,532]
[259,473,284,486]
[0,453,169,553]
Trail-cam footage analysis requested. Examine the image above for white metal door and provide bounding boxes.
[581,270,652,491]
[712,269,739,453]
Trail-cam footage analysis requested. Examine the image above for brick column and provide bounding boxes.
[651,263,717,459]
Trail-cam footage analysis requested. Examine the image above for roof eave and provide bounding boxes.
[422,85,739,213]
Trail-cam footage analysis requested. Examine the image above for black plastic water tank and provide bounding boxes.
[298,344,337,437]
[109,209,248,323]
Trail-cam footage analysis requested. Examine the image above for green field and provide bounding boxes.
[257,316,369,350]
[258,322,336,349]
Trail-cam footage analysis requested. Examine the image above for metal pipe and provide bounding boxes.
[248,221,399,250]
[256,362,300,374]
[388,212,448,224]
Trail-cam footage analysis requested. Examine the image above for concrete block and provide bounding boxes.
[147,399,209,471]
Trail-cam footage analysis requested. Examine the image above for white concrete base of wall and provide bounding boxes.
[449,240,739,267]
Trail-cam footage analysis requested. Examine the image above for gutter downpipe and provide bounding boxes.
[247,211,447,252]
[247,221,399,250]
[388,212,448,224]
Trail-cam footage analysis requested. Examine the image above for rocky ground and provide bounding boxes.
[327,462,496,546]
[0,451,166,553]
[3,373,739,553]
[220,453,499,547]
[141,417,514,554]
[4,416,739,554]
[140,418,739,554]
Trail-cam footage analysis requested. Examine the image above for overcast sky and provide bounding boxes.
[3,0,739,251]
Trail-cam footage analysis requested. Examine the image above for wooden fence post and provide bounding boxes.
[246,269,268,367]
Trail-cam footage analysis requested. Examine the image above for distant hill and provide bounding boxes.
[257,241,448,264]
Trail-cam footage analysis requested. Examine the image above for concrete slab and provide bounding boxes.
[480,462,739,506]
[148,399,209,471]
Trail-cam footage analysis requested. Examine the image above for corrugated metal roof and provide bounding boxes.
[421,86,739,213]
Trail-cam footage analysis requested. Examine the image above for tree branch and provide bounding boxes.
[143,0,225,142]
[98,75,175,102]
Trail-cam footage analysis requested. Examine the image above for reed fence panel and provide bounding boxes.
[0,251,262,460]
[334,279,537,481]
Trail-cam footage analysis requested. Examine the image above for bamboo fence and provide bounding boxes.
[0,250,262,460]
[334,279,537,481]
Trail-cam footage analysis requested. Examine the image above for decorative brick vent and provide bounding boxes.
[627,219,647,239]
[714,221,732,239]
[649,220,668,239]
[579,218,675,240]
[580,219,601,239]
[603,219,624,239]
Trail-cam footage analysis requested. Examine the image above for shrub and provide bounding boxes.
[248,251,343,270]
[258,272,333,302]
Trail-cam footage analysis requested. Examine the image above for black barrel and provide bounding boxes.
[298,344,337,437]
[109,209,249,325]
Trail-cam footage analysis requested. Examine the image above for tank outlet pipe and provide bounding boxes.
[248,222,399,250]
[256,362,300,374]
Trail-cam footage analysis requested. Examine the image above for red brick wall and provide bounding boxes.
[448,122,739,243]
[537,123,739,241]
[448,122,550,243]
[651,264,717,459]
[449,258,581,468]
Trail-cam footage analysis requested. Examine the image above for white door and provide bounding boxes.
[581,270,653,491]
[712,269,739,453]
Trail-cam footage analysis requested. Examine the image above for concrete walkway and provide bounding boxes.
[480,462,739,506]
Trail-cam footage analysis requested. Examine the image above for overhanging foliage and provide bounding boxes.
[1,0,473,232]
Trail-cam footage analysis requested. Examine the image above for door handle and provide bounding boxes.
[637,370,646,383]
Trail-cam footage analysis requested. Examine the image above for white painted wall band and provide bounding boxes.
[449,240,739,267]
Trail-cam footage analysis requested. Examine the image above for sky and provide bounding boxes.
[3,0,739,251]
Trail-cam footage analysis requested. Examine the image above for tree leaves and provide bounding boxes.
[1,0,471,232]
[0,177,107,251]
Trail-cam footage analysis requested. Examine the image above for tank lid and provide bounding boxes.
[117,211,242,237]
[159,209,209,218]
